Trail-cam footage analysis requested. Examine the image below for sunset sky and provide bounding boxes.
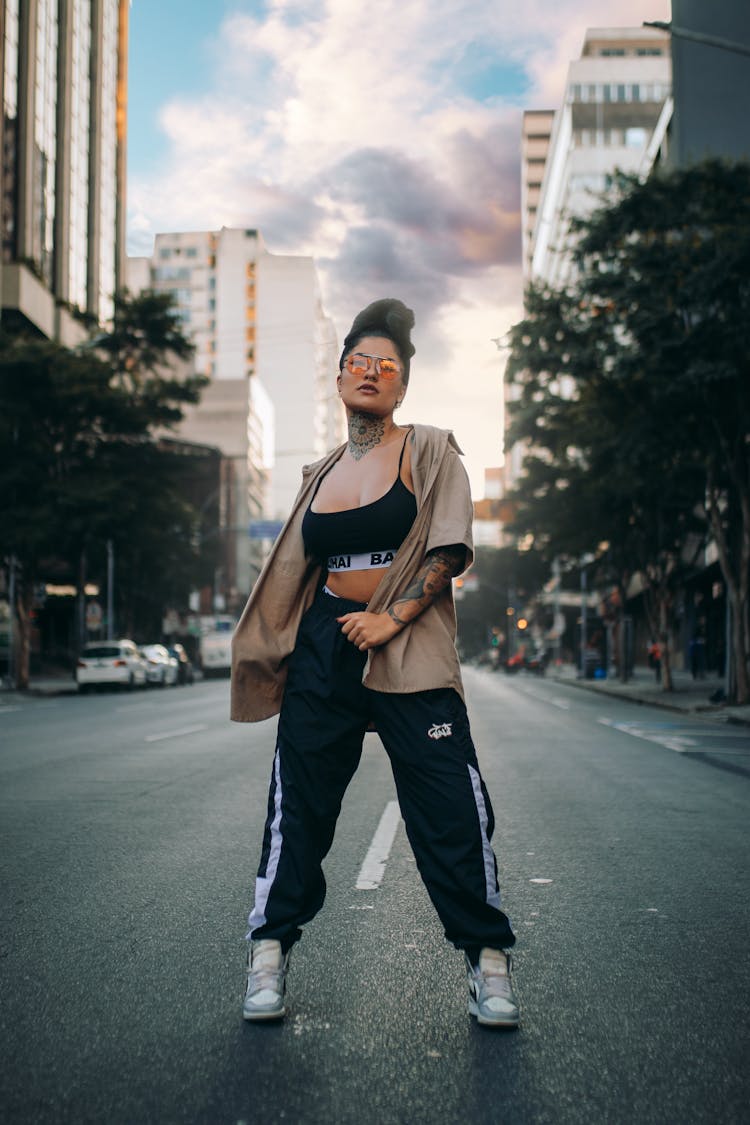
[127,0,671,495]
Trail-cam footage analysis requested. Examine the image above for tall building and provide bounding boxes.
[1,0,128,340]
[521,110,554,279]
[505,27,672,493]
[129,228,343,599]
[529,27,671,288]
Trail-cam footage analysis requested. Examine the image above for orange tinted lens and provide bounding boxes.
[378,359,400,379]
[347,354,369,375]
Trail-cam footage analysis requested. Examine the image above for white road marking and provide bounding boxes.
[0,706,22,714]
[144,724,208,743]
[529,878,553,885]
[356,800,402,890]
[599,718,701,753]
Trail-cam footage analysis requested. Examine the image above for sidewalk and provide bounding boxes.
[550,663,750,727]
[0,670,79,700]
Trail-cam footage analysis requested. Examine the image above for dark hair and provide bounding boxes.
[339,298,416,384]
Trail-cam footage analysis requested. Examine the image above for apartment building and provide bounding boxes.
[530,27,672,288]
[1,0,128,340]
[129,228,343,598]
[521,110,555,280]
[504,28,672,494]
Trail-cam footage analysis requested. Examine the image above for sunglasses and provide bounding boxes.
[343,352,402,380]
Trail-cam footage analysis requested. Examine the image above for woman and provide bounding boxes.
[232,298,519,1029]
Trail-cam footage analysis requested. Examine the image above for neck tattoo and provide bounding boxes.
[347,412,387,461]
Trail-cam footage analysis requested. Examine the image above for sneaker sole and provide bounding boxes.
[242,1005,286,1022]
[468,998,519,1029]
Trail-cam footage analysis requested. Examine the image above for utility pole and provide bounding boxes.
[6,556,17,689]
[106,540,115,641]
[580,565,587,679]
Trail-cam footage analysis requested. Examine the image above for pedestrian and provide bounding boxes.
[231,298,518,1029]
[647,639,662,683]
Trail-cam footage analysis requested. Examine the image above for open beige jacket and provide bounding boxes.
[230,424,474,722]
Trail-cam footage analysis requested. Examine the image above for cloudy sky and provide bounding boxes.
[127,0,670,495]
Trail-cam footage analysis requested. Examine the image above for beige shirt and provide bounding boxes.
[230,424,474,722]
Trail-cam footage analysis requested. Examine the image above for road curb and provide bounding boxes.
[550,674,750,727]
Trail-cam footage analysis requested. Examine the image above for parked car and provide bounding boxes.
[167,643,194,685]
[141,644,179,687]
[76,640,147,692]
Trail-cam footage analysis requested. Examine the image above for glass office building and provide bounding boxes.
[0,0,128,340]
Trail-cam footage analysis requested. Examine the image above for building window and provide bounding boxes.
[625,127,647,148]
[601,48,625,56]
[31,0,58,285]
[637,48,663,56]
[185,246,198,258]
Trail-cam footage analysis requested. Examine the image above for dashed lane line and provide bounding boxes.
[355,800,402,890]
[144,724,209,743]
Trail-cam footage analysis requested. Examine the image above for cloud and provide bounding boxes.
[127,0,670,493]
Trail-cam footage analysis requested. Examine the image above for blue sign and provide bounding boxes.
[249,519,285,540]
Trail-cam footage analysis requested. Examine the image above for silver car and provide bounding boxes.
[76,640,147,692]
[141,644,179,687]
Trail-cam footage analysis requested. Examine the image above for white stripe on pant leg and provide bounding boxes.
[246,748,284,939]
[467,763,502,910]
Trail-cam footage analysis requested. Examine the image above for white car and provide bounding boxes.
[76,640,147,692]
[141,644,179,687]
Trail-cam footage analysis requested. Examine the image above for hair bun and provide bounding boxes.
[349,298,416,359]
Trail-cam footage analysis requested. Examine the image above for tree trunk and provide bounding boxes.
[14,580,33,691]
[705,478,750,705]
[658,590,673,693]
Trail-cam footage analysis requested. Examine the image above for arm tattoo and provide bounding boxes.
[386,545,466,629]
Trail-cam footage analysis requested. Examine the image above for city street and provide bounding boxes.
[1,667,748,1125]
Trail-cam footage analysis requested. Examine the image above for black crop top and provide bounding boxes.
[302,433,417,561]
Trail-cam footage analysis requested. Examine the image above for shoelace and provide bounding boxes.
[477,971,513,1001]
[247,965,286,996]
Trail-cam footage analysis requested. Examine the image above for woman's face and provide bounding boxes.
[337,335,407,417]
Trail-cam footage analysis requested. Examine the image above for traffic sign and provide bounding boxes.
[249,520,284,540]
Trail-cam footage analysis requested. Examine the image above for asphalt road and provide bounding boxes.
[1,669,749,1125]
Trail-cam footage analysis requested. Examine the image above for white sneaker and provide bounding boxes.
[242,939,289,1021]
[466,948,520,1029]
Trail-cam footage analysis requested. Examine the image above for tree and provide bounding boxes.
[455,545,549,660]
[0,291,207,688]
[505,160,750,701]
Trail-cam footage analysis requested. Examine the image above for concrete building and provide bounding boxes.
[129,228,343,599]
[521,110,555,280]
[1,0,128,340]
[529,27,672,288]
[504,28,672,495]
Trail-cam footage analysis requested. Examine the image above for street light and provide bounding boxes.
[643,20,750,59]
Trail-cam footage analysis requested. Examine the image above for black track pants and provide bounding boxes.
[247,588,516,954]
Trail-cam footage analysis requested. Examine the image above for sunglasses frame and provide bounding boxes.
[343,352,402,380]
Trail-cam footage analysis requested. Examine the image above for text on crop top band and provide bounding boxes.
[301,430,416,570]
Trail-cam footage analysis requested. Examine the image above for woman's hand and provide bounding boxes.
[337,611,402,651]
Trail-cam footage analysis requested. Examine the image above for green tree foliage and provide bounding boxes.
[505,159,750,701]
[455,545,549,660]
[0,291,209,687]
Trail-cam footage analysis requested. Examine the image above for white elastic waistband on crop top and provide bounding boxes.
[327,549,398,571]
